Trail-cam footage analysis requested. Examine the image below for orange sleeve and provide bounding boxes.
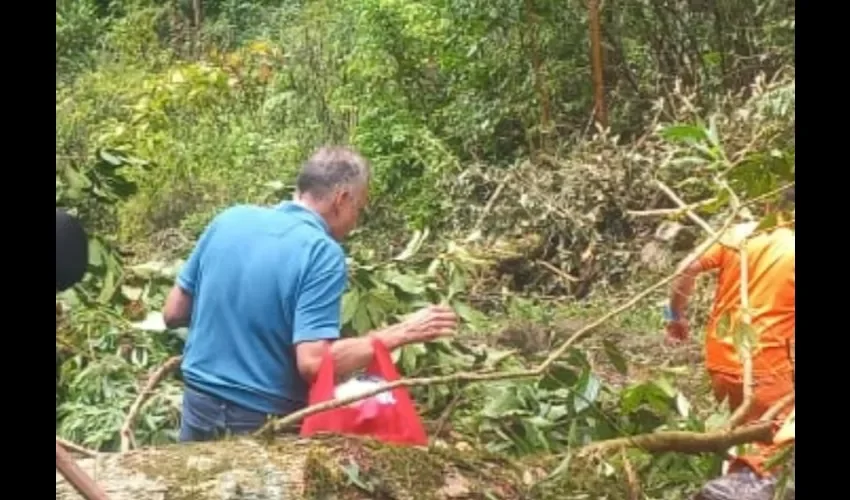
[697,242,726,270]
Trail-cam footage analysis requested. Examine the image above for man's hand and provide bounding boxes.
[665,319,689,345]
[400,305,458,344]
[297,304,459,382]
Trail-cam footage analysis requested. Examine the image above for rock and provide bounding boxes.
[639,240,672,272]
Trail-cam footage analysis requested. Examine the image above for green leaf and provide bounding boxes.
[87,238,105,267]
[521,419,550,451]
[384,273,426,295]
[653,378,677,398]
[546,453,572,481]
[602,339,628,375]
[675,392,691,418]
[365,297,387,327]
[573,373,601,413]
[447,264,466,296]
[351,307,372,334]
[98,149,124,166]
[715,312,732,339]
[132,312,168,332]
[393,228,429,261]
[453,301,486,330]
[660,124,708,144]
[733,323,759,352]
[368,288,398,311]
[121,285,144,301]
[539,364,579,390]
[706,115,720,147]
[756,212,779,232]
[704,412,727,431]
[763,443,793,471]
[341,289,359,325]
[97,268,117,303]
[546,404,569,422]
[481,386,522,418]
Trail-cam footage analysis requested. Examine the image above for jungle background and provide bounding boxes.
[56,0,795,497]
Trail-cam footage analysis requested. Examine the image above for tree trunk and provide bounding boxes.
[56,436,562,500]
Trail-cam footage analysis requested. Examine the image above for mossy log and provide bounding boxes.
[55,436,580,500]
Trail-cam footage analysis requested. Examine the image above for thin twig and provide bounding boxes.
[474,175,511,231]
[743,182,795,209]
[655,181,717,237]
[256,211,739,436]
[760,393,794,423]
[626,182,794,219]
[429,393,464,449]
[724,185,754,429]
[536,260,579,282]
[119,356,182,452]
[626,197,718,218]
[57,436,98,458]
[621,448,641,500]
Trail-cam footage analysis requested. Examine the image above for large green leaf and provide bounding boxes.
[341,289,360,325]
[602,339,628,375]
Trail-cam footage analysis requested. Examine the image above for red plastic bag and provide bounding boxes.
[300,338,429,446]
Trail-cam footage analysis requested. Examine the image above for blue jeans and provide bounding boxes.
[179,384,276,442]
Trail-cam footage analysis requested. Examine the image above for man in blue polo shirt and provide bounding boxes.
[162,146,458,441]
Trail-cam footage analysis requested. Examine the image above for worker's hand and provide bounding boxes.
[402,305,458,343]
[665,320,689,345]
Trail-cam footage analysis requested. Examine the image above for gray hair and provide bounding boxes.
[295,146,370,199]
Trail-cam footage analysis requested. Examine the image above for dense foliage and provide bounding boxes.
[57,0,794,497]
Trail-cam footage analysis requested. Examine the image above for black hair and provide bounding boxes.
[56,209,89,292]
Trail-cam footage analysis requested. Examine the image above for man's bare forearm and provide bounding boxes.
[669,271,697,319]
[326,324,413,380]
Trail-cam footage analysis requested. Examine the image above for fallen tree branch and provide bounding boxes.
[56,441,111,500]
[256,211,739,436]
[579,421,773,455]
[57,436,98,458]
[120,355,182,452]
[581,391,794,459]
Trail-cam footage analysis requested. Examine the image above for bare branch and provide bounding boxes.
[626,197,718,218]
[119,356,182,453]
[57,436,98,458]
[580,421,773,455]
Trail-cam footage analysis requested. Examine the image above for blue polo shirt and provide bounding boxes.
[177,202,346,415]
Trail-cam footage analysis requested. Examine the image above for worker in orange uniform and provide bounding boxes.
[665,189,794,480]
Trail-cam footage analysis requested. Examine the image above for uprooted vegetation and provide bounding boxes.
[57,1,794,498]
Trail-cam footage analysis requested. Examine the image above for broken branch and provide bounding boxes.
[57,436,98,458]
[119,355,182,452]
[580,421,773,455]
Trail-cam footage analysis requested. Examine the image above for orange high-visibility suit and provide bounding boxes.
[697,225,794,475]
